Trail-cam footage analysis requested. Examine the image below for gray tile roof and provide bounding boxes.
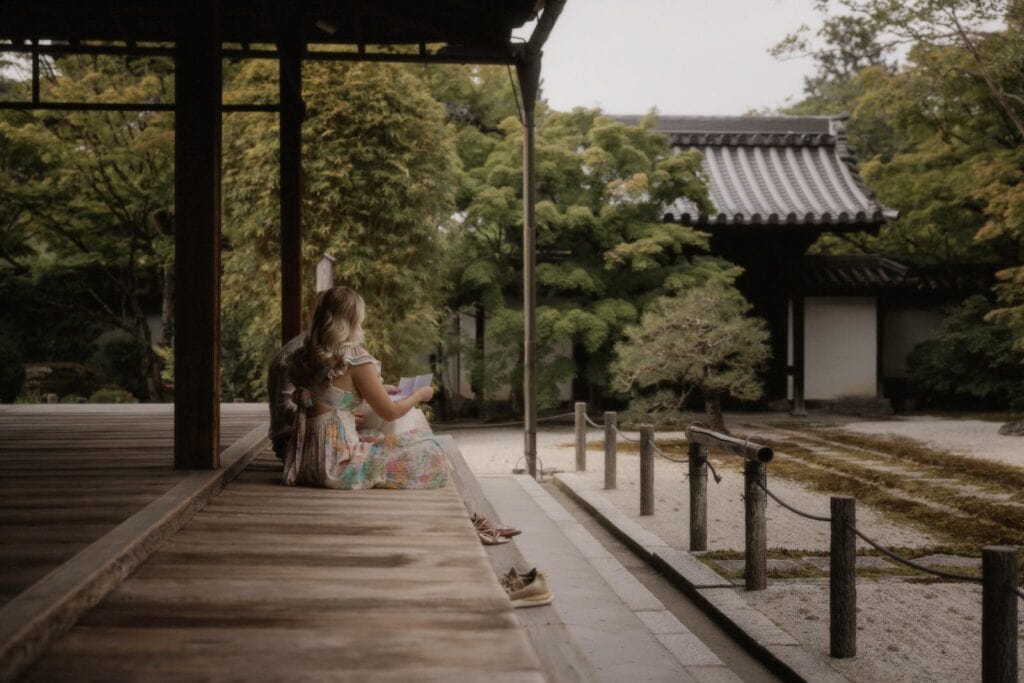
[612,115,898,229]
[802,255,908,291]
[801,255,993,294]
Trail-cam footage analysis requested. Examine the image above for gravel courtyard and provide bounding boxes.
[447,413,1024,682]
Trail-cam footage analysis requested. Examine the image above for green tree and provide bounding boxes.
[778,1,1024,134]
[610,279,771,433]
[447,108,713,410]
[907,295,1024,409]
[221,61,459,397]
[0,55,175,399]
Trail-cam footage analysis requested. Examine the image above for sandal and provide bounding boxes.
[472,513,522,538]
[478,529,510,545]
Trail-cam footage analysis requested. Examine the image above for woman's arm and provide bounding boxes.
[350,363,431,422]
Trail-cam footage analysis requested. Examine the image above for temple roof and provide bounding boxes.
[800,255,992,295]
[801,255,908,292]
[614,115,898,230]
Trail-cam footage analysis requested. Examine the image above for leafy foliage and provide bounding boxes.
[446,106,714,409]
[0,55,175,399]
[221,61,459,397]
[907,296,1024,410]
[610,280,771,432]
[0,336,25,402]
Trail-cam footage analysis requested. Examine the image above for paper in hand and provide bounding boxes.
[390,373,432,401]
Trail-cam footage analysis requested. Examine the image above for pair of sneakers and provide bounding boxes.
[500,567,553,608]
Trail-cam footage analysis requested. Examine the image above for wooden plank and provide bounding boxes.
[173,0,223,470]
[0,421,268,681]
[21,434,546,682]
[0,406,266,611]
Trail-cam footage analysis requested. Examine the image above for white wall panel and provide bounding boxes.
[804,297,877,399]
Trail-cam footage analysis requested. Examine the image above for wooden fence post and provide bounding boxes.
[574,402,586,472]
[830,496,856,658]
[982,546,1018,683]
[688,441,707,551]
[604,411,617,490]
[639,425,654,516]
[744,460,767,590]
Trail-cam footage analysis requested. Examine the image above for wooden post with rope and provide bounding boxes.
[604,411,617,489]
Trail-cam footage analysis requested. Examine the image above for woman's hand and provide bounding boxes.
[383,384,400,395]
[351,364,427,422]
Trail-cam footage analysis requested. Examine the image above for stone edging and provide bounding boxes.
[0,422,270,682]
[554,472,849,683]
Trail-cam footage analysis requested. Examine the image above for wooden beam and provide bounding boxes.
[0,102,277,112]
[0,42,516,65]
[174,0,222,470]
[279,5,304,346]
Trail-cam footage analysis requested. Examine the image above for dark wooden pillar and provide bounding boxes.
[279,7,305,345]
[517,53,541,478]
[791,294,806,416]
[174,0,222,469]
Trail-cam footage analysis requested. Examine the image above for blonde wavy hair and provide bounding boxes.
[291,286,366,385]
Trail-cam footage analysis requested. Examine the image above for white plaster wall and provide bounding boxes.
[883,307,944,378]
[804,297,877,400]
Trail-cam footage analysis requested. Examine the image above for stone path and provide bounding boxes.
[480,474,740,682]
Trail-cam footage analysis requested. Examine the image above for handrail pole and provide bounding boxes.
[604,411,617,489]
[688,440,707,551]
[686,425,772,463]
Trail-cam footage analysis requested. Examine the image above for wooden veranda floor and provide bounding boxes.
[0,404,267,608]
[1,406,543,681]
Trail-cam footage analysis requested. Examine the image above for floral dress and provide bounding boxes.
[281,350,448,490]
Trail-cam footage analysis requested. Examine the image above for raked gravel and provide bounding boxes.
[450,417,1022,683]
[839,417,1024,468]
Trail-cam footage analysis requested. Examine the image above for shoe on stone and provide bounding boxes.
[472,513,522,538]
[506,570,552,608]
[500,567,537,592]
[478,529,509,545]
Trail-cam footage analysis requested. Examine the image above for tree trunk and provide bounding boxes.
[145,344,164,403]
[704,392,727,434]
[161,261,175,346]
[474,303,485,415]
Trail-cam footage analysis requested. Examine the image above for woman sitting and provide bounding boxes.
[283,286,448,490]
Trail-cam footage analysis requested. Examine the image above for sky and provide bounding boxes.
[513,0,821,116]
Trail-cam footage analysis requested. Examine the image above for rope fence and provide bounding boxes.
[566,401,1022,680]
[847,524,984,583]
[756,481,831,523]
[434,411,575,431]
